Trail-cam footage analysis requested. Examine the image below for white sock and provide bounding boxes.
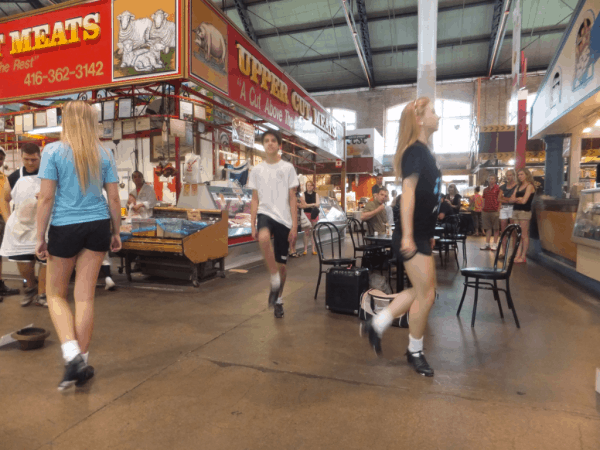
[276,297,283,305]
[372,309,394,335]
[61,340,81,364]
[270,272,281,290]
[82,352,89,365]
[408,334,424,354]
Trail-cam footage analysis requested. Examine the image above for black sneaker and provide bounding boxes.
[75,365,95,387]
[0,280,19,296]
[268,285,279,308]
[359,319,382,356]
[406,350,434,377]
[58,355,88,391]
[274,303,284,318]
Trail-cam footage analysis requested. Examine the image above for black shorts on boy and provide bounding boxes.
[257,214,290,264]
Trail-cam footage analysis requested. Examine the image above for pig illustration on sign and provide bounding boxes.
[194,23,226,66]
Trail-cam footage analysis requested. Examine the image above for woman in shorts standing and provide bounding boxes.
[302,181,320,255]
[510,168,535,263]
[360,97,440,377]
[36,101,122,390]
[498,169,517,257]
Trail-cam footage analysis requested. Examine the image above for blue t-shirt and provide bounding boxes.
[39,141,119,226]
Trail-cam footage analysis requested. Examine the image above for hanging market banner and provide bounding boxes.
[188,0,343,159]
[0,0,182,103]
[530,0,600,138]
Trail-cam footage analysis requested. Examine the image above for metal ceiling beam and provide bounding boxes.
[254,0,495,40]
[306,65,550,93]
[233,0,259,45]
[277,25,566,67]
[340,0,372,88]
[27,0,43,8]
[222,0,268,9]
[487,0,512,76]
[355,0,375,86]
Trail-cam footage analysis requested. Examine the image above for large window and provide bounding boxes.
[326,108,356,131]
[385,99,472,154]
[507,93,536,125]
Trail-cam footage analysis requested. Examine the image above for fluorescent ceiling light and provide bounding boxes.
[28,126,62,135]
[508,159,515,165]
[584,127,592,133]
[264,123,279,131]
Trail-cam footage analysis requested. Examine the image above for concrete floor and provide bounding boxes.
[1,237,599,450]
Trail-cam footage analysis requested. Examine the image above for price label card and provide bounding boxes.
[118,99,132,119]
[93,103,102,122]
[113,121,122,140]
[194,104,206,120]
[23,113,33,132]
[15,115,23,135]
[0,117,4,133]
[103,101,115,121]
[46,108,57,127]
[34,111,46,128]
[180,101,193,121]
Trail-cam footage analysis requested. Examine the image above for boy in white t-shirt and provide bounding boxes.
[247,131,298,318]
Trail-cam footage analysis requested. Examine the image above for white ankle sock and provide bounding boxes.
[276,297,283,305]
[408,334,424,354]
[372,309,393,335]
[61,340,81,363]
[82,352,89,365]
[270,272,281,290]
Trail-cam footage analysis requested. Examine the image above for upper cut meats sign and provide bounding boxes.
[188,0,343,158]
[0,0,182,103]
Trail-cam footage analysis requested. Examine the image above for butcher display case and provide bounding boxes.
[318,196,347,233]
[208,185,253,238]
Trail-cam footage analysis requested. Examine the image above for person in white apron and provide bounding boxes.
[0,166,45,307]
[127,171,157,219]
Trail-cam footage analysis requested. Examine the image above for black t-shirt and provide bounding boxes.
[8,167,38,189]
[450,194,462,207]
[397,141,441,240]
[438,201,455,219]
[372,184,383,196]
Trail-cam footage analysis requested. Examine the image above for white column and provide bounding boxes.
[417,0,438,101]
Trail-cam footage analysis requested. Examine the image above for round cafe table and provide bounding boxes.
[364,234,404,293]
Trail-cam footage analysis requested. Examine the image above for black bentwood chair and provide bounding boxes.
[347,218,385,262]
[313,222,356,300]
[437,215,461,270]
[457,224,522,328]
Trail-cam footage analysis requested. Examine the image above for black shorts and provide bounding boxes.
[392,232,433,262]
[257,214,290,264]
[8,254,46,265]
[0,217,4,247]
[48,219,111,259]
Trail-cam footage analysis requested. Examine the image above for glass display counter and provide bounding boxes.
[572,188,600,249]
[208,186,253,238]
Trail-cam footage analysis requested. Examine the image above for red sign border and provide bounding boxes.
[0,0,186,105]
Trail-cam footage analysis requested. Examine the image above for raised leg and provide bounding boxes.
[471,278,479,328]
[457,277,469,315]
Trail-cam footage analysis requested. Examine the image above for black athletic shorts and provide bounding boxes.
[257,214,290,264]
[8,254,46,265]
[392,231,433,262]
[48,219,111,259]
[0,217,4,247]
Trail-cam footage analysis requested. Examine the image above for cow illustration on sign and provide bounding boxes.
[113,3,178,80]
[190,0,229,94]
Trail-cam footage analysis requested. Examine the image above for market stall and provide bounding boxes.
[0,0,345,284]
[528,0,600,294]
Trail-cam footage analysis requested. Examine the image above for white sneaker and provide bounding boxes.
[480,244,490,250]
[105,277,116,291]
[490,243,498,251]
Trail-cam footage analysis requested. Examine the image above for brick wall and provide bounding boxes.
[312,74,545,135]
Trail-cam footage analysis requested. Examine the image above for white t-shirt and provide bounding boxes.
[247,159,299,229]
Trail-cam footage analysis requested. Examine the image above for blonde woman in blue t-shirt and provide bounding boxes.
[36,101,122,391]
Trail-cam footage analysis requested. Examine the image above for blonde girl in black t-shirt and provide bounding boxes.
[360,97,440,377]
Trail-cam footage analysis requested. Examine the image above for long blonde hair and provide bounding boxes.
[393,97,431,180]
[518,168,534,186]
[61,101,103,193]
